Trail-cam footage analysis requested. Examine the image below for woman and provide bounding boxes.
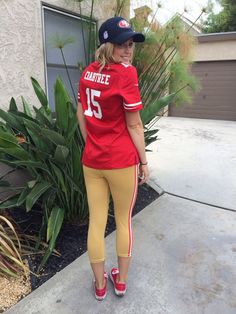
[77,16,149,301]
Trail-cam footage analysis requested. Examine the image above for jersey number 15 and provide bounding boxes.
[84,88,102,119]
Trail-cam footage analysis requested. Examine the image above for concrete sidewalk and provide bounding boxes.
[7,195,236,314]
[7,117,236,314]
[148,117,236,210]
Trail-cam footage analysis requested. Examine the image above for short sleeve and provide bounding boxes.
[120,66,143,112]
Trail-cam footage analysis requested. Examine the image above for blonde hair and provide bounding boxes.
[95,42,134,72]
[95,42,116,72]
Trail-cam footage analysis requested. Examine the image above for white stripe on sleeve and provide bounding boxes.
[123,101,142,109]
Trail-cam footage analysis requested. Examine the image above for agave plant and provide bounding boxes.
[0,77,88,270]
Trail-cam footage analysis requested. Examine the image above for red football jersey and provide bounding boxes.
[78,61,143,169]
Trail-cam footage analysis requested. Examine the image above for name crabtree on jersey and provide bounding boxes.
[84,71,111,85]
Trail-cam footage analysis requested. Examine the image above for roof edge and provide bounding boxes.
[196,31,236,42]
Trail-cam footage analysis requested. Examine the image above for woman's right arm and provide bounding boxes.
[77,102,87,142]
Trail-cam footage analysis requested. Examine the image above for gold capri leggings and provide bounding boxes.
[83,165,138,263]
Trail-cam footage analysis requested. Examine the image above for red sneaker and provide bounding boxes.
[94,272,108,301]
[109,268,127,296]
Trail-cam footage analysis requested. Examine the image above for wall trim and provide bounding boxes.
[196,31,236,43]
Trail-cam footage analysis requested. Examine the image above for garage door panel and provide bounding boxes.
[194,95,235,100]
[197,78,236,84]
[169,61,236,121]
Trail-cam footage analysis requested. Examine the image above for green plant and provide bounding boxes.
[0,77,88,271]
[0,215,27,278]
[49,33,77,103]
[132,12,201,147]
[202,0,236,33]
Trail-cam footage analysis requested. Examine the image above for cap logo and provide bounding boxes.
[118,20,130,28]
[103,31,108,39]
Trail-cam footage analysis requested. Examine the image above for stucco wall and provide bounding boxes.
[193,34,236,62]
[0,0,128,111]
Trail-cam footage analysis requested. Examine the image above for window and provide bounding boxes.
[42,5,96,110]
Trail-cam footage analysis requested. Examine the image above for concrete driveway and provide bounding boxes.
[148,117,236,211]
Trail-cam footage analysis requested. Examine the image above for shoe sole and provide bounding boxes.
[95,292,107,301]
[109,273,126,297]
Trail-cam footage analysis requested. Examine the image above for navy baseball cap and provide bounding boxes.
[98,16,145,45]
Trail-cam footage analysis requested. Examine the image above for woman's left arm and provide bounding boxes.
[125,111,149,184]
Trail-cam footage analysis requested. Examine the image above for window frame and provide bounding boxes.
[41,2,97,103]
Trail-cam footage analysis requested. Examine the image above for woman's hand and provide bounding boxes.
[138,164,149,185]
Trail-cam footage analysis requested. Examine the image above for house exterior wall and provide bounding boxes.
[169,32,236,121]
[0,0,129,111]
[193,33,236,62]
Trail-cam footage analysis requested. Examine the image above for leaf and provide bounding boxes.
[0,195,20,209]
[31,77,50,112]
[23,118,41,134]
[21,96,32,117]
[27,180,37,189]
[0,121,6,130]
[41,129,66,146]
[144,129,159,137]
[9,98,18,112]
[66,101,78,140]
[0,131,19,148]
[26,182,52,212]
[41,190,56,212]
[17,187,30,206]
[11,111,37,124]
[0,109,25,133]
[71,140,83,185]
[141,93,176,125]
[0,147,30,160]
[9,160,43,168]
[0,236,17,258]
[46,206,65,243]
[145,136,158,148]
[54,145,69,164]
[33,106,52,128]
[50,163,67,193]
[23,119,53,153]
[0,261,18,278]
[38,207,65,271]
[54,77,70,131]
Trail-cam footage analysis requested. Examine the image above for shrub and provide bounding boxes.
[0,77,88,270]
